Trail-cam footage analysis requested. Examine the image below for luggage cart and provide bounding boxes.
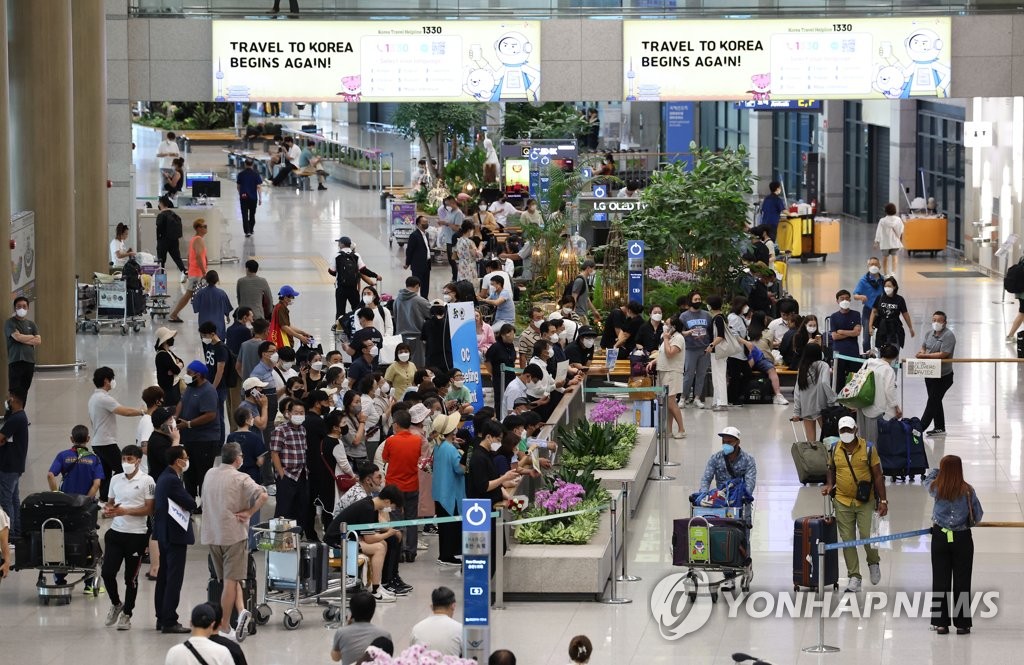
[252,522,338,630]
[91,278,144,335]
[31,518,100,606]
[143,265,170,320]
[671,504,754,603]
[75,276,98,334]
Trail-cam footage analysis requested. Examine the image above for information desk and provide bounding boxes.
[137,204,227,267]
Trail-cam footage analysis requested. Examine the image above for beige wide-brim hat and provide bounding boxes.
[437,412,462,437]
[154,327,177,349]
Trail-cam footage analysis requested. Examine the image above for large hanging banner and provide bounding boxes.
[623,17,950,102]
[212,20,540,103]
[447,302,484,411]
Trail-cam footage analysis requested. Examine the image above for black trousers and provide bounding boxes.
[157,238,186,273]
[240,198,258,235]
[726,357,752,405]
[8,361,35,401]
[272,0,299,11]
[835,358,861,392]
[334,286,360,321]
[411,269,430,300]
[183,440,220,499]
[272,163,297,186]
[102,529,148,616]
[446,243,457,282]
[275,474,315,539]
[930,526,974,629]
[921,373,954,431]
[382,533,401,585]
[435,501,463,562]
[155,541,187,627]
[93,444,123,502]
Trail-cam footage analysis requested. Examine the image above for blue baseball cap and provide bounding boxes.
[186,360,208,378]
[278,285,300,298]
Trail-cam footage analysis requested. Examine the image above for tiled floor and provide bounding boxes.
[1,128,1022,665]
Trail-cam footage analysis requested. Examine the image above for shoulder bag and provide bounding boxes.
[322,441,356,494]
[183,640,212,665]
[837,364,875,409]
[713,314,743,359]
[836,442,875,503]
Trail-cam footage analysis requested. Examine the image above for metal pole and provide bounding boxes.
[326,523,348,629]
[802,540,839,653]
[494,510,505,610]
[649,390,675,481]
[993,363,1000,439]
[599,494,631,604]
[660,388,679,467]
[617,481,640,582]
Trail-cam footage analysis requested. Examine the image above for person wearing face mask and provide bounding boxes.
[874,202,904,276]
[226,406,269,549]
[467,420,520,576]
[394,276,430,366]
[88,367,146,503]
[485,324,518,410]
[270,285,314,349]
[677,292,711,408]
[360,286,393,338]
[501,364,543,419]
[349,339,381,388]
[454,220,484,284]
[822,417,888,594]
[5,296,41,402]
[482,275,516,331]
[176,360,223,503]
[190,270,234,340]
[385,343,418,399]
[305,389,338,529]
[154,326,185,407]
[857,344,903,445]
[201,441,268,640]
[382,409,424,563]
[636,305,666,354]
[868,277,915,351]
[100,444,156,632]
[916,311,956,436]
[853,258,885,353]
[223,308,254,430]
[326,484,407,603]
[422,301,452,374]
[647,315,687,439]
[786,314,823,371]
[199,321,234,444]
[328,236,382,322]
[829,290,863,386]
[520,197,543,226]
[346,308,385,365]
[517,306,546,366]
[445,370,476,417]
[270,400,315,539]
[405,217,433,299]
[236,260,273,320]
[302,351,328,395]
[340,390,370,469]
[698,425,755,591]
[153,446,197,633]
[475,309,496,356]
[565,326,598,373]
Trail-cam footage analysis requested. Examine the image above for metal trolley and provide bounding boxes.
[673,503,754,604]
[76,274,146,335]
[143,265,170,320]
[32,518,100,606]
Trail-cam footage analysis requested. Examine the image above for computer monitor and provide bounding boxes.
[185,172,216,188]
[192,179,221,198]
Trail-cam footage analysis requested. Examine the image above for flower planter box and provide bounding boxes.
[322,161,403,189]
[593,427,657,517]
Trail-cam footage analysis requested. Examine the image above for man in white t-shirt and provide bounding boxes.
[88,366,145,502]
[157,132,181,175]
[410,586,463,657]
[101,445,155,632]
[164,603,234,665]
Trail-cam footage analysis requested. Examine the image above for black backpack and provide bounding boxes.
[562,275,586,302]
[121,257,143,291]
[335,251,360,288]
[1005,259,1024,294]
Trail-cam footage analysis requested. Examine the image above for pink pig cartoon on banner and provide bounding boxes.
[748,73,771,102]
[336,75,361,102]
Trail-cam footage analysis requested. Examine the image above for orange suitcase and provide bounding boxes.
[813,219,840,255]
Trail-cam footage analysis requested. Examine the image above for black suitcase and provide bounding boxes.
[1017,331,1024,359]
[819,405,856,441]
[20,492,100,534]
[743,377,774,404]
[671,516,750,568]
[876,417,929,482]
[14,529,102,570]
[207,551,258,634]
[793,500,839,592]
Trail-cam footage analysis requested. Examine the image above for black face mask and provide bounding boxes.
[165,338,175,348]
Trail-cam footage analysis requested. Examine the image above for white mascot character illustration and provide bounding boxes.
[872,64,905,99]
[482,137,500,184]
[463,68,497,101]
[878,28,950,98]
[468,31,540,102]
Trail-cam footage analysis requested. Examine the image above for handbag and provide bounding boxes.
[321,443,356,494]
[713,315,743,359]
[379,334,402,365]
[837,364,875,409]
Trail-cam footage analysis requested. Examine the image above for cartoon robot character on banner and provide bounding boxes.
[467,31,540,102]
[877,27,950,98]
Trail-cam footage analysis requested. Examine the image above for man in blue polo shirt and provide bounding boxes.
[236,159,263,238]
[47,425,104,498]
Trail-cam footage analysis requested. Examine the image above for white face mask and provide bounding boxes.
[368,346,379,357]
[742,305,750,315]
[283,361,295,370]
[549,334,560,344]
[397,352,410,362]
[362,295,374,305]
[806,325,817,334]
[839,432,856,444]
[489,442,501,452]
[270,352,280,364]
[291,415,305,426]
[245,322,253,330]
[884,287,895,296]
[181,459,190,473]
[582,338,595,349]
[311,361,324,372]
[15,308,27,318]
[838,300,851,311]
[453,380,464,389]
[869,265,881,275]
[651,312,663,322]
[562,307,572,315]
[110,379,118,391]
[932,321,944,332]
[382,506,394,514]
[123,462,138,476]
[442,294,452,303]
[201,336,214,345]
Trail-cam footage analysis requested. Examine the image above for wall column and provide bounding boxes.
[9,0,76,366]
[0,1,12,388]
[73,0,110,277]
[747,110,774,195]
[821,101,845,214]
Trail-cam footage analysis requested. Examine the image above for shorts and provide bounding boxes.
[884,248,900,256]
[659,370,683,397]
[185,276,203,290]
[209,540,249,581]
[753,358,775,374]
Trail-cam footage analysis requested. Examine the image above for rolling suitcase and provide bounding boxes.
[671,516,749,568]
[876,416,929,482]
[790,422,829,485]
[268,540,329,596]
[13,529,102,570]
[793,498,839,592]
[207,551,258,635]
[20,492,100,534]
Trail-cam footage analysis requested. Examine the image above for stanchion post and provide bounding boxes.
[494,509,505,610]
[649,389,676,481]
[802,540,839,654]
[617,481,640,583]
[993,363,1000,440]
[598,494,631,604]
[660,387,678,467]
[325,522,348,629]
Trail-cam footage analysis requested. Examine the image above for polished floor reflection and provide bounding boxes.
[0,129,1022,665]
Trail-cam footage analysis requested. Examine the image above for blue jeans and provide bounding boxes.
[0,471,21,537]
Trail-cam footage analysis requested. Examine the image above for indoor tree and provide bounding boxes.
[391,103,486,181]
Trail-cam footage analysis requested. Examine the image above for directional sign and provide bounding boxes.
[592,184,607,198]
[462,498,492,663]
[627,240,645,305]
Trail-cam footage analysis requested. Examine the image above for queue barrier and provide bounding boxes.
[584,384,677,480]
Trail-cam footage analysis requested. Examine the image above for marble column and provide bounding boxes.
[9,0,76,366]
[73,0,110,277]
[0,1,12,384]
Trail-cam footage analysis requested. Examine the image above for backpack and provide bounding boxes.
[562,275,586,302]
[1005,259,1024,294]
[121,257,143,291]
[336,251,360,288]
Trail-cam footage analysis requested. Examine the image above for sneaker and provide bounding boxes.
[416,542,429,551]
[711,404,728,412]
[682,398,693,408]
[84,583,105,596]
[693,398,706,409]
[266,483,277,497]
[105,603,124,626]
[436,558,462,567]
[1006,334,1016,342]
[773,394,790,406]
[393,576,414,591]
[720,578,736,591]
[926,428,946,436]
[845,576,863,593]
[179,273,187,284]
[116,613,131,631]
[422,524,438,535]
[234,609,251,643]
[382,582,409,596]
[372,587,397,603]
[869,563,881,585]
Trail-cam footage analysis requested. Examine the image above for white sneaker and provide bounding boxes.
[416,542,429,551]
[372,587,397,603]
[235,609,251,643]
[179,273,187,284]
[845,576,863,593]
[672,432,687,439]
[105,603,123,626]
[869,564,881,585]
[116,613,131,631]
[693,398,706,409]
[773,394,789,406]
